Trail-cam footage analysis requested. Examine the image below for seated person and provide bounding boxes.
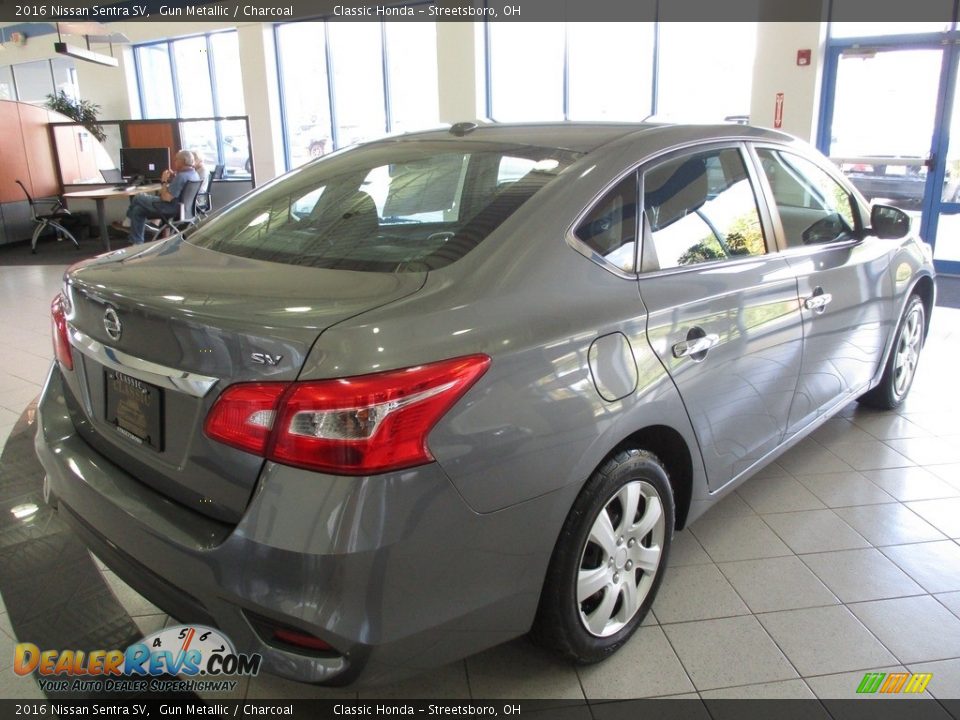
[192,153,209,185]
[125,150,200,245]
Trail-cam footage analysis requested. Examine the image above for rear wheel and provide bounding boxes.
[859,293,925,410]
[532,449,674,662]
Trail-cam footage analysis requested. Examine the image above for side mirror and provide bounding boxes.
[870,204,911,239]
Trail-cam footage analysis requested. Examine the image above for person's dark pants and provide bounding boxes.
[126,194,177,244]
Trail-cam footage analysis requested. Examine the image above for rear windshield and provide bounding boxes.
[186,140,581,272]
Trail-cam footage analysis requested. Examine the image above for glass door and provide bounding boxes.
[820,38,960,274]
[932,58,960,271]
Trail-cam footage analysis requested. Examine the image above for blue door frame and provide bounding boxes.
[817,29,960,276]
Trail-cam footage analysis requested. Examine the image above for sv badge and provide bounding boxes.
[251,352,283,366]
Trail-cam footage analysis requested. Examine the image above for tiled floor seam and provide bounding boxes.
[650,618,703,699]
[755,503,870,555]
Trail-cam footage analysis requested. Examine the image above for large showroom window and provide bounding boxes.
[133,31,249,178]
[655,23,756,122]
[275,20,439,170]
[488,22,654,122]
[0,58,79,104]
[487,22,754,123]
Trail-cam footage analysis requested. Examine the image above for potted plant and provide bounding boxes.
[44,90,106,142]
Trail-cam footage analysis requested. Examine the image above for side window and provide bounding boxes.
[643,148,766,270]
[574,173,638,272]
[757,149,857,247]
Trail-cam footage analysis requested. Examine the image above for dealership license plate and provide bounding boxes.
[105,370,163,451]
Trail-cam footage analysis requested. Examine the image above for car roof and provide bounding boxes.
[381,121,795,154]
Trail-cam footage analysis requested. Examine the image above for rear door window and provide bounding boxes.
[756,148,857,247]
[643,147,767,270]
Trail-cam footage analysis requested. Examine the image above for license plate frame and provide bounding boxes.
[105,369,163,452]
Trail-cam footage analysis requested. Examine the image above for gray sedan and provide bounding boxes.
[35,122,934,685]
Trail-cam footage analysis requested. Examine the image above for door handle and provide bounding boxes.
[673,333,720,359]
[804,293,833,312]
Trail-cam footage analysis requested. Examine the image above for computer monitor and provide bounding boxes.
[120,147,170,182]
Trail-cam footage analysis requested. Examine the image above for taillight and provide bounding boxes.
[204,355,490,476]
[203,383,287,455]
[51,294,73,371]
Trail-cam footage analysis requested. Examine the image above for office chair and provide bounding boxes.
[16,180,80,254]
[149,180,204,238]
[194,170,216,219]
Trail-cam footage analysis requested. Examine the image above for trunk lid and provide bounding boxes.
[61,239,425,523]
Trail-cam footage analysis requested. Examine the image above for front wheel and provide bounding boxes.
[531,448,674,663]
[859,293,925,410]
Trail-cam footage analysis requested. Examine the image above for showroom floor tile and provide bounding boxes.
[0,262,959,703]
[799,548,925,603]
[761,509,872,554]
[756,605,897,677]
[848,596,960,665]
[576,625,694,699]
[833,502,947,546]
[880,541,960,594]
[717,556,840,614]
[795,470,896,508]
[662,616,798,691]
[864,466,960,501]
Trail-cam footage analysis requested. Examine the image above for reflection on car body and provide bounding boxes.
[35,122,935,686]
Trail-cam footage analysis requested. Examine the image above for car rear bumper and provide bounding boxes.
[35,364,573,685]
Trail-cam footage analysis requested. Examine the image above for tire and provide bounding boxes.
[858,293,925,410]
[531,448,674,663]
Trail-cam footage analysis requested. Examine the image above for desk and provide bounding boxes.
[63,184,162,251]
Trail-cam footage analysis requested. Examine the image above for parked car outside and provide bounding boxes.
[35,122,935,686]
[838,157,932,208]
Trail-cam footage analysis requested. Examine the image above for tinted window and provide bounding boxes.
[643,148,766,270]
[574,174,638,272]
[757,149,856,247]
[187,143,580,272]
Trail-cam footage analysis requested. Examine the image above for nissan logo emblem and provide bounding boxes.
[103,308,122,342]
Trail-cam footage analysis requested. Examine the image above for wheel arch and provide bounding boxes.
[911,273,935,340]
[611,424,694,530]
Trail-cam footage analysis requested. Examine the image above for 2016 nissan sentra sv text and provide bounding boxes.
[35,122,935,685]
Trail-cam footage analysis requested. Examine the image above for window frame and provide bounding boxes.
[637,141,776,276]
[746,141,866,256]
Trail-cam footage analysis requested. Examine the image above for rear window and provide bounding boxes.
[186,141,580,272]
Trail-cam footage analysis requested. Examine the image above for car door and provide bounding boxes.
[750,146,893,436]
[638,144,805,490]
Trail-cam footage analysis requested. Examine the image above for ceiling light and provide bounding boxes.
[54,42,119,67]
